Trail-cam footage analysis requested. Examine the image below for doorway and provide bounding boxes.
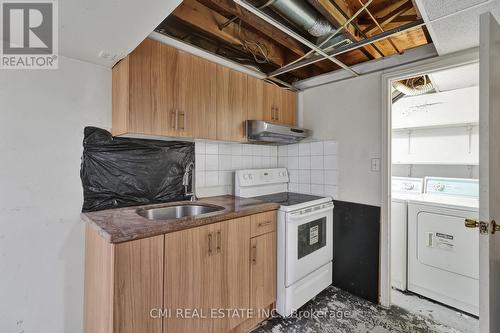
[380,51,481,332]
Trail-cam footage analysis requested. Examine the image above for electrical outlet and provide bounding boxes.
[371,158,380,172]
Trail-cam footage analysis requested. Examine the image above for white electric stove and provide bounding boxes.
[235,168,334,316]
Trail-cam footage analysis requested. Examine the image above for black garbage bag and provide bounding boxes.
[80,127,194,212]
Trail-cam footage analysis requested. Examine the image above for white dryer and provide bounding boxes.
[391,177,424,291]
[407,177,479,315]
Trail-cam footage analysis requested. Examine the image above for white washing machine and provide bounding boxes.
[391,177,424,291]
[407,177,479,315]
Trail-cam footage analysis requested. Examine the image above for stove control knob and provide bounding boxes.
[243,174,249,180]
[403,183,414,190]
[248,174,254,180]
[434,183,445,191]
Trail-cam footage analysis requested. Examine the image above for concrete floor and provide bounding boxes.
[391,289,479,333]
[252,286,465,333]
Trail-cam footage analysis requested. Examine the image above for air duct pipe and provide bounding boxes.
[268,0,333,37]
[392,80,434,96]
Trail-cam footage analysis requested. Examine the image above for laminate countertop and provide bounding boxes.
[81,195,279,243]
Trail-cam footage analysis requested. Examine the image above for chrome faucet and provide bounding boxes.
[182,162,197,201]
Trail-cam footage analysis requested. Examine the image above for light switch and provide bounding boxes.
[371,158,380,172]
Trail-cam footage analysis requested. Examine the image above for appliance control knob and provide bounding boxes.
[403,183,414,190]
[243,174,249,180]
[434,184,445,191]
[248,174,254,180]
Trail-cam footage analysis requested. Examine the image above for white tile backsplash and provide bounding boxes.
[195,140,279,197]
[298,143,310,156]
[310,141,323,155]
[278,140,338,198]
[205,154,218,171]
[205,142,219,154]
[195,140,338,199]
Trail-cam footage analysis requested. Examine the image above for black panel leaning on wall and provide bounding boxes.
[332,200,381,304]
[80,127,194,212]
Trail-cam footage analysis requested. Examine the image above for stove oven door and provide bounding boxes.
[285,203,333,286]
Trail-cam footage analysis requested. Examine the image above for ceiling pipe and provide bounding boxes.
[267,19,425,78]
[267,0,333,37]
[233,0,359,77]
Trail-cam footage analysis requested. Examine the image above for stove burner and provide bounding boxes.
[253,192,327,206]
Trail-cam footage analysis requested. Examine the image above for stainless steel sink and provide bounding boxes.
[137,204,224,221]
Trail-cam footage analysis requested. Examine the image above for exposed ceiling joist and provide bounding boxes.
[362,0,414,35]
[172,0,288,66]
[155,0,433,85]
[306,0,381,60]
[200,0,307,56]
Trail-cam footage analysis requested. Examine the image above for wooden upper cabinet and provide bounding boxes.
[247,75,266,121]
[112,38,296,141]
[246,80,297,126]
[280,89,297,126]
[112,38,216,139]
[216,65,248,142]
[264,82,282,123]
[114,38,177,137]
[176,51,217,139]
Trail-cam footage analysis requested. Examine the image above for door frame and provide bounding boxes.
[379,48,479,308]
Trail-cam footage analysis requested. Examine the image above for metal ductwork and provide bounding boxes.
[392,77,434,97]
[265,0,332,37]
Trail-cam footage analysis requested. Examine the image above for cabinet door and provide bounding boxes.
[164,224,214,333]
[217,65,248,142]
[128,39,167,135]
[264,82,282,123]
[247,75,266,121]
[280,89,297,126]
[158,41,180,137]
[114,235,164,333]
[176,51,217,139]
[250,232,276,312]
[212,217,251,332]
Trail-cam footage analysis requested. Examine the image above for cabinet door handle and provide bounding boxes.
[208,232,213,256]
[175,109,179,130]
[251,245,257,264]
[275,106,280,121]
[216,230,221,253]
[171,111,176,129]
[258,221,272,228]
[271,106,276,120]
[178,111,186,130]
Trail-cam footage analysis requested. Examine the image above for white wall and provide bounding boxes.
[0,57,111,333]
[301,72,383,207]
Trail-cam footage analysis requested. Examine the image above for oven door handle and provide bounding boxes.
[288,204,333,220]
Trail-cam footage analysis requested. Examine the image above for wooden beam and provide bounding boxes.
[172,0,288,66]
[362,0,414,35]
[307,0,378,60]
[199,0,307,56]
[357,14,417,25]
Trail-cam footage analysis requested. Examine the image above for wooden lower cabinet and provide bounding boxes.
[84,212,277,333]
[250,232,277,312]
[164,217,251,333]
[84,224,164,333]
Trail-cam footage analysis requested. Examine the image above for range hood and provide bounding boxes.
[246,120,311,144]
